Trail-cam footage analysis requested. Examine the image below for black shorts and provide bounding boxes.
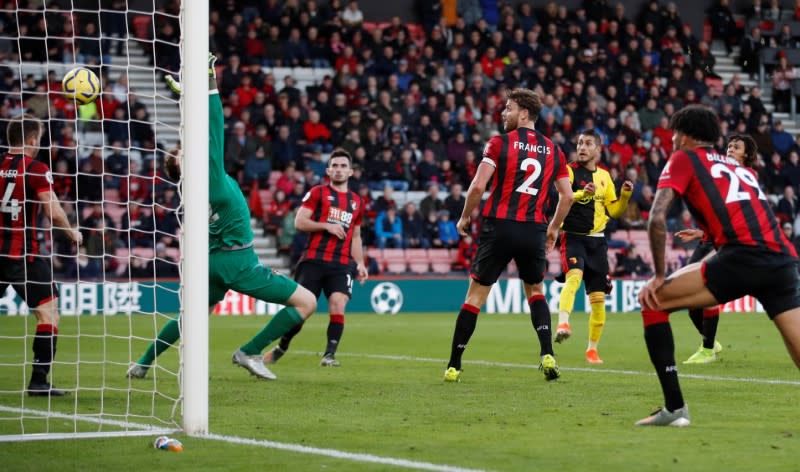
[703,246,800,319]
[560,232,608,293]
[471,218,546,286]
[0,256,59,308]
[295,259,355,299]
[688,241,715,264]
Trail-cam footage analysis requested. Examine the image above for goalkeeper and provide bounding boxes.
[127,54,316,380]
[553,129,632,364]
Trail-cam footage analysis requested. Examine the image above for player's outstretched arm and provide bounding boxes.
[38,191,82,245]
[546,177,575,252]
[606,180,633,218]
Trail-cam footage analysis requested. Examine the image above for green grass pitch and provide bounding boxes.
[1,312,799,471]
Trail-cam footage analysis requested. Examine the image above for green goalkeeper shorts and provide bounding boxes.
[208,247,298,307]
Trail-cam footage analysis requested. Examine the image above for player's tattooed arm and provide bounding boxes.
[647,188,676,279]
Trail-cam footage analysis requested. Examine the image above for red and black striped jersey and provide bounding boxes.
[301,184,363,265]
[0,153,53,259]
[658,147,797,258]
[480,127,569,223]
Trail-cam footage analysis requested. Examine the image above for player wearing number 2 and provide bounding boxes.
[262,149,368,367]
[443,88,574,383]
[1,114,83,396]
[636,105,800,427]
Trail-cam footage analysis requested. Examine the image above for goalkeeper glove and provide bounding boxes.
[164,52,217,95]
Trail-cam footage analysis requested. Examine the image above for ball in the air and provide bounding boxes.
[62,67,100,104]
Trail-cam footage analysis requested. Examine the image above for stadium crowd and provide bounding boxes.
[2,0,800,279]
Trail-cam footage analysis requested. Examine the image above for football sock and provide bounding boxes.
[557,269,582,325]
[642,310,685,412]
[137,317,180,367]
[587,291,606,350]
[278,322,304,352]
[447,304,479,370]
[239,306,304,355]
[529,295,553,357]
[688,308,704,337]
[30,324,57,385]
[325,314,344,355]
[702,306,720,350]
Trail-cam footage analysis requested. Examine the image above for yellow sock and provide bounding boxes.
[557,270,583,324]
[588,292,606,349]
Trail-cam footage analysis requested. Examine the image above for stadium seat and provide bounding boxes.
[383,249,407,273]
[268,170,282,188]
[428,249,453,273]
[405,249,429,274]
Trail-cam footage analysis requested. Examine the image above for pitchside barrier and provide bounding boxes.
[0,278,764,316]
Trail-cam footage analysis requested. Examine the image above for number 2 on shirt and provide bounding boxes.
[515,158,542,196]
[710,163,766,203]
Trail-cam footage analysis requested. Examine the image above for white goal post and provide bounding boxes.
[181,0,209,436]
[0,0,208,441]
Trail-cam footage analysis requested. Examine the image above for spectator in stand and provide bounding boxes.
[751,117,775,157]
[766,151,787,193]
[781,152,800,191]
[608,133,635,168]
[772,120,795,157]
[437,210,459,249]
[273,125,302,170]
[225,120,259,176]
[773,54,797,112]
[303,110,332,152]
[420,182,444,220]
[401,202,426,249]
[739,27,766,77]
[444,183,466,219]
[783,221,800,255]
[707,0,737,53]
[777,185,800,223]
[265,189,291,235]
[341,1,364,29]
[276,162,300,195]
[284,28,310,67]
[453,234,477,271]
[417,149,442,188]
[612,245,652,277]
[369,146,408,191]
[422,210,443,248]
[373,185,397,215]
[263,25,284,67]
[375,207,403,249]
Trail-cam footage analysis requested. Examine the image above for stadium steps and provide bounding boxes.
[251,219,290,271]
[711,43,800,136]
[107,42,181,149]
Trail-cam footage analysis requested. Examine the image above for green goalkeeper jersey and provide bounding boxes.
[208,91,253,251]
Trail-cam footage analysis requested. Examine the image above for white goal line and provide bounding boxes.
[0,404,485,472]
[0,405,178,443]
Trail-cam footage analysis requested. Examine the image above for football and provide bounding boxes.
[61,67,100,104]
[370,282,403,315]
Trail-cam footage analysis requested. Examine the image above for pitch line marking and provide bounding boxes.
[204,433,487,472]
[294,350,800,386]
[0,405,486,472]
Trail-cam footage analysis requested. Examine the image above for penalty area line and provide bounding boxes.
[203,432,488,472]
[293,350,800,386]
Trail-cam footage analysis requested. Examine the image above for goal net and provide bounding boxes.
[0,0,202,440]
